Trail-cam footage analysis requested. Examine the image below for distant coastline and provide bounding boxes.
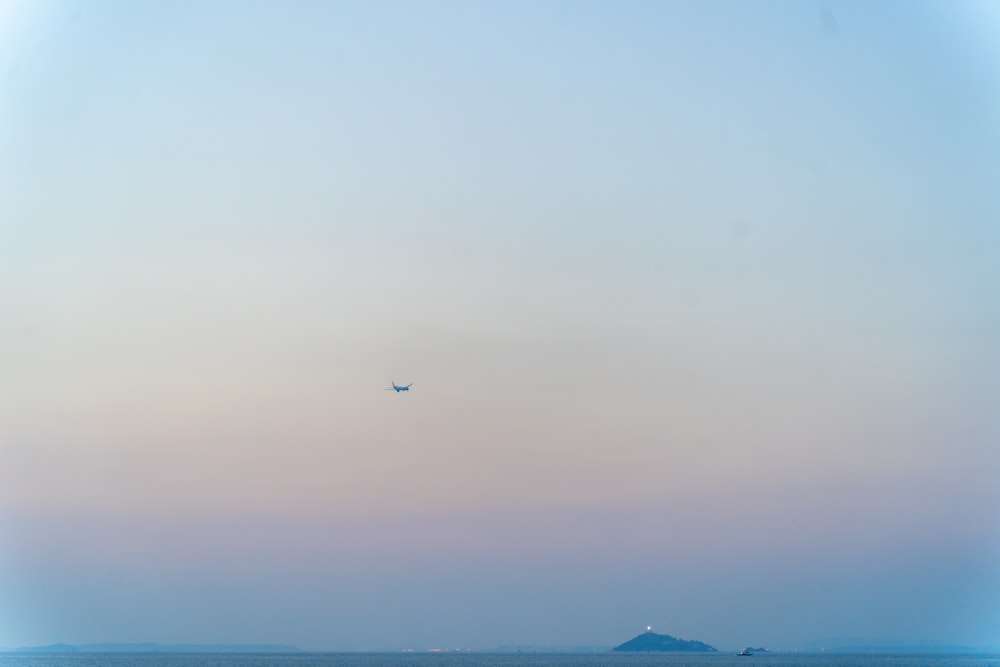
[6,643,302,654]
[3,640,997,655]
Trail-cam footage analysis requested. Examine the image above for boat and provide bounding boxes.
[738,648,754,656]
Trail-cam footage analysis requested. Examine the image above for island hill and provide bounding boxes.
[613,630,717,652]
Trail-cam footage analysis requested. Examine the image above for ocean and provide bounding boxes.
[0,653,997,667]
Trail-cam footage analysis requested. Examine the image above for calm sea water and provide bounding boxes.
[0,654,997,667]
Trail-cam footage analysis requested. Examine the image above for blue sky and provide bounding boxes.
[2,0,999,651]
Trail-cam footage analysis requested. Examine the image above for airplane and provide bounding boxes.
[385,382,413,392]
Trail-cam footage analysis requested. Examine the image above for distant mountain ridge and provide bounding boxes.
[613,631,716,652]
[9,643,302,653]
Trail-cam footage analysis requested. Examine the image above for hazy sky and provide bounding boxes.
[2,0,999,652]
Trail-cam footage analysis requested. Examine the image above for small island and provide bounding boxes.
[613,630,717,652]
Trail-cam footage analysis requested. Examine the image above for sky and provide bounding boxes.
[1,0,999,653]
